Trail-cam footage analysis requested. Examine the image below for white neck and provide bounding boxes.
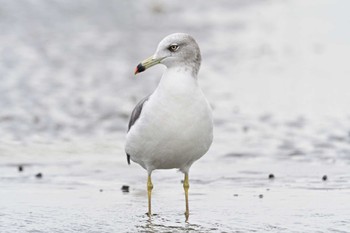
[157,66,199,96]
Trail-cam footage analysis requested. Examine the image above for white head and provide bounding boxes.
[135,33,201,76]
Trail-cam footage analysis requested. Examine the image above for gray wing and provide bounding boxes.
[128,95,150,132]
[126,95,150,164]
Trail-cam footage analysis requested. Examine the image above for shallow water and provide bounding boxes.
[1,0,350,232]
[1,124,350,232]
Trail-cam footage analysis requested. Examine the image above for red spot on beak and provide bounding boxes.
[134,63,146,75]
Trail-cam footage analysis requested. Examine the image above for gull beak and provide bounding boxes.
[134,56,164,75]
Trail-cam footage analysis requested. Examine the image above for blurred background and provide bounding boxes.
[1,0,350,232]
[1,0,350,142]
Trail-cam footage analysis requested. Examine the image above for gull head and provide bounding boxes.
[135,33,201,76]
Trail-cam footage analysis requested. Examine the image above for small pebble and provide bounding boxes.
[259,194,264,199]
[233,194,238,197]
[322,175,328,181]
[268,174,275,179]
[121,185,130,193]
[99,189,103,192]
[18,165,23,172]
[35,173,43,179]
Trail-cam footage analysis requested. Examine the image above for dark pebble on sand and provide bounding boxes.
[322,175,328,181]
[99,189,103,192]
[18,165,23,172]
[259,194,264,198]
[35,173,43,178]
[268,173,275,179]
[233,194,238,197]
[121,185,129,192]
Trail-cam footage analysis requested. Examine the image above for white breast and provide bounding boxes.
[125,68,213,173]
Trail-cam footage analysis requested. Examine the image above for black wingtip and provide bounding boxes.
[127,153,131,165]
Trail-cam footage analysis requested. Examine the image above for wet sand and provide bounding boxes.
[1,126,350,232]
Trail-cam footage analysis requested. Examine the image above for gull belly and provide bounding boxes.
[125,68,213,173]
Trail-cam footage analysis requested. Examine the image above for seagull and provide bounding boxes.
[125,33,213,221]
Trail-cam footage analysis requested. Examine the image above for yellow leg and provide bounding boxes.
[183,173,190,221]
[147,175,153,218]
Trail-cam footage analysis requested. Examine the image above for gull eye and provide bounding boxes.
[168,44,179,52]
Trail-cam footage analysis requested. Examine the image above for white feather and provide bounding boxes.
[125,67,213,174]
